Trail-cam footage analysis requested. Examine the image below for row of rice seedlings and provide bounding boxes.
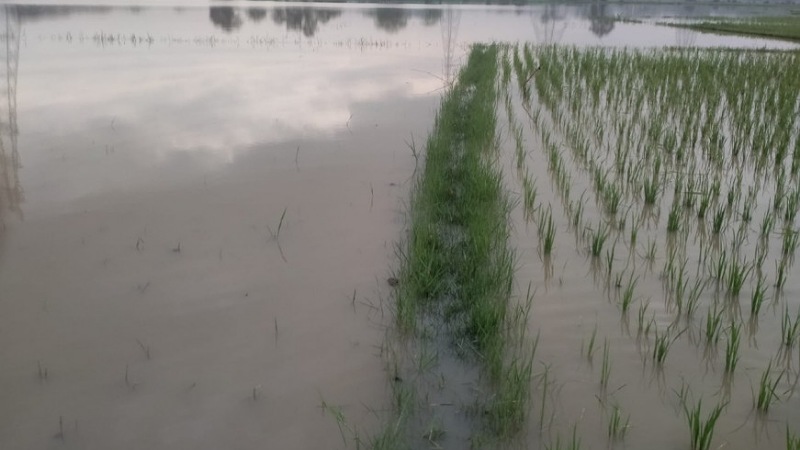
[506,43,800,442]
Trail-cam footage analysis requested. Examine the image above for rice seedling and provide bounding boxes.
[781,305,800,348]
[522,172,538,219]
[570,193,587,228]
[788,426,800,450]
[697,192,711,220]
[754,359,783,413]
[607,404,630,441]
[781,227,799,260]
[704,305,724,346]
[606,247,616,280]
[709,250,727,283]
[725,322,741,374]
[589,224,609,257]
[684,399,725,450]
[637,302,651,336]
[712,206,726,234]
[546,424,581,450]
[775,259,788,290]
[644,238,657,261]
[620,273,637,314]
[749,275,768,317]
[760,212,775,240]
[725,258,751,297]
[643,175,659,205]
[667,200,682,233]
[539,204,557,255]
[653,327,680,366]
[785,190,800,223]
[583,325,598,362]
[684,278,706,318]
[600,339,611,389]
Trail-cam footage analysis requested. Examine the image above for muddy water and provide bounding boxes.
[0,2,797,449]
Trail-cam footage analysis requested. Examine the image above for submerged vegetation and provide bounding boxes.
[383,43,534,448]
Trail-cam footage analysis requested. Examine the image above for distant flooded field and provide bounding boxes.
[0,2,797,450]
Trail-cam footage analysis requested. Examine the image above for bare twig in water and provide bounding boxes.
[346,114,353,134]
[136,281,150,294]
[135,237,144,252]
[276,240,288,263]
[405,134,419,180]
[135,339,151,360]
[56,416,64,440]
[369,183,374,212]
[274,318,279,342]
[172,242,181,253]
[268,208,288,240]
[295,146,300,172]
[37,361,48,382]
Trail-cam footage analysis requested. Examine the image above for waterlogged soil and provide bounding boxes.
[0,2,798,450]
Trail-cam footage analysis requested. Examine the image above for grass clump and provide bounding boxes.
[668,16,800,43]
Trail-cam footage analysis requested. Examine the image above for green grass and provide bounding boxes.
[392,44,533,443]
[669,16,800,43]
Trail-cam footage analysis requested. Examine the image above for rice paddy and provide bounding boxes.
[2,2,800,450]
[498,42,800,449]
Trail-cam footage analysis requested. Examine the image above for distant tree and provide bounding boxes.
[247,8,268,23]
[589,1,614,38]
[369,8,409,33]
[419,9,442,26]
[209,6,242,32]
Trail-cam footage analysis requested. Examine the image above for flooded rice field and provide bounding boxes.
[0,2,798,450]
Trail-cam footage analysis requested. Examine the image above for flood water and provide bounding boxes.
[0,2,797,449]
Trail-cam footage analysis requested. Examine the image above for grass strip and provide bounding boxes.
[382,43,532,447]
[667,16,800,43]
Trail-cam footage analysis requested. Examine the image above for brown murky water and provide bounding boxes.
[0,2,797,449]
